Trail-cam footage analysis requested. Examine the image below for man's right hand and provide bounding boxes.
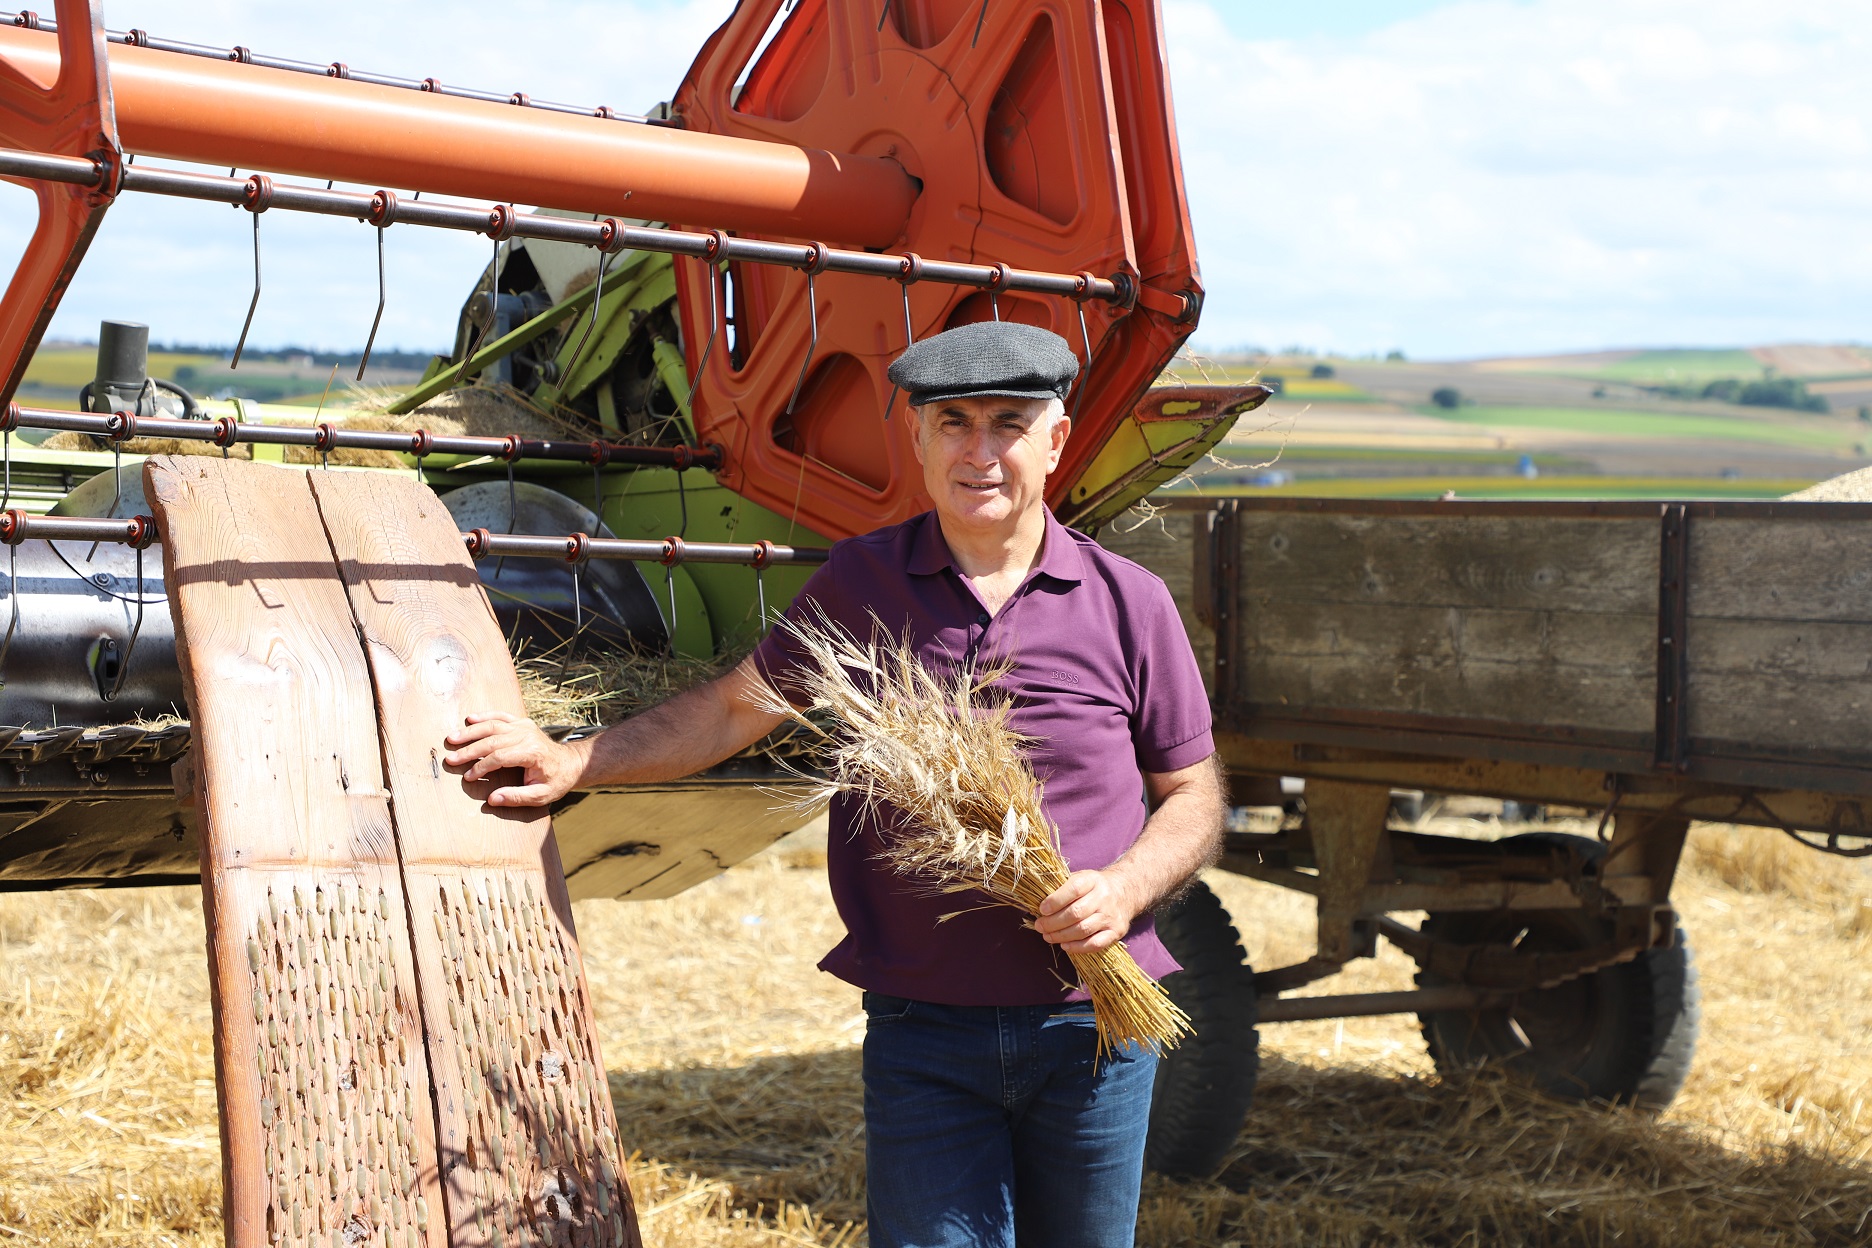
[443,712,589,807]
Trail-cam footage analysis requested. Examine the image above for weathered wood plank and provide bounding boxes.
[1237,600,1656,729]
[1687,616,1872,753]
[556,786,819,900]
[1236,512,1658,613]
[147,456,447,1248]
[306,468,641,1248]
[1690,516,1872,622]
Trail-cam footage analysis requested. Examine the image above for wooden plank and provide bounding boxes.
[556,786,817,900]
[146,456,447,1248]
[1690,516,1872,622]
[1235,512,1658,612]
[305,468,641,1248]
[1236,599,1656,729]
[1687,616,1872,754]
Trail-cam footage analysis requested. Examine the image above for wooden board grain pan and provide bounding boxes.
[147,455,449,1248]
[305,467,640,1248]
[148,455,640,1248]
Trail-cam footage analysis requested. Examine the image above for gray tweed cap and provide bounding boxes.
[887,321,1080,408]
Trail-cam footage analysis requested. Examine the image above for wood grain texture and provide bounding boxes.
[1235,599,1657,729]
[1689,517,1872,622]
[1235,512,1658,613]
[146,456,447,1248]
[1217,511,1662,732]
[555,787,817,900]
[305,468,641,1248]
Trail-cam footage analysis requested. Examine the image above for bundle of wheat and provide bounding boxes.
[748,613,1191,1057]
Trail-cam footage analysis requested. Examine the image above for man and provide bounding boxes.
[443,320,1226,1247]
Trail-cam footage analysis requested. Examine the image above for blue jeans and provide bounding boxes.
[861,992,1159,1248]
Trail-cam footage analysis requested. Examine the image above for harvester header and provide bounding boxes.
[0,0,1205,540]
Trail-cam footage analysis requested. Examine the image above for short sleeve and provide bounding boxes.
[751,553,842,706]
[1130,576,1215,773]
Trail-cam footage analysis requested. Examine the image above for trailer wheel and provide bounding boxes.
[1416,833,1699,1109]
[1144,880,1259,1178]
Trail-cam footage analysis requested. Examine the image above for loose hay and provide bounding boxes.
[746,615,1190,1057]
[515,646,746,729]
[5,815,1871,1245]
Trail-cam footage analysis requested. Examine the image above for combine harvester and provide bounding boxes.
[5,0,1870,1235]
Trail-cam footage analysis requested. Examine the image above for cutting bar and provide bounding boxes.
[0,150,1128,305]
[0,510,830,567]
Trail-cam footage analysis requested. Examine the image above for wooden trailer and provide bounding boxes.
[1104,496,1872,1176]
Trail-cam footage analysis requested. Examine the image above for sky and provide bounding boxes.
[3,0,1866,360]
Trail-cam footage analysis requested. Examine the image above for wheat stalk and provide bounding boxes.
[748,610,1191,1057]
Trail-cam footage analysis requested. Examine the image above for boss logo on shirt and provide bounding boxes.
[1050,669,1082,686]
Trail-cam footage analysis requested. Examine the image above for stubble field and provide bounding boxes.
[2,816,1869,1245]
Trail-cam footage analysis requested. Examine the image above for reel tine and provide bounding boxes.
[104,543,148,703]
[555,562,584,687]
[231,211,262,369]
[464,231,502,371]
[0,542,15,687]
[885,254,922,421]
[693,254,721,392]
[494,458,516,579]
[3,426,12,511]
[1073,299,1094,422]
[786,263,821,415]
[665,565,678,641]
[557,534,592,686]
[561,251,609,389]
[357,223,386,381]
[1069,272,1098,424]
[85,442,123,562]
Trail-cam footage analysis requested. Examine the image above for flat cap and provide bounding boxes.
[887,321,1080,408]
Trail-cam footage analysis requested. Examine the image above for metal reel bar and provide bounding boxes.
[0,510,830,569]
[6,10,666,127]
[0,150,1133,308]
[3,402,726,472]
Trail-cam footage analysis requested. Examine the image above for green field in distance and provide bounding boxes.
[1426,405,1857,452]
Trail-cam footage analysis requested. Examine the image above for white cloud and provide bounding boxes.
[1167,0,1872,356]
[5,0,1868,359]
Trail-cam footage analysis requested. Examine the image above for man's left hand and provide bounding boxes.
[1035,869,1139,955]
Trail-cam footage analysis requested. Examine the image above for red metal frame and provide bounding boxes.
[672,0,1204,540]
[0,0,118,406]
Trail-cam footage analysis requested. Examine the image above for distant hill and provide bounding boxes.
[1471,345,1872,384]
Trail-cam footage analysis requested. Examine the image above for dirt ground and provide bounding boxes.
[1,815,1868,1246]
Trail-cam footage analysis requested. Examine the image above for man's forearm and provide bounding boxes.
[1109,757,1226,914]
[572,659,778,787]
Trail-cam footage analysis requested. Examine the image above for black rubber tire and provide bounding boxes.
[1144,880,1259,1178]
[1417,832,1700,1109]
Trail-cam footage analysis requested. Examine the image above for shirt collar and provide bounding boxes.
[906,508,1086,585]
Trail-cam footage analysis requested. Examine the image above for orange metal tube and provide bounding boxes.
[0,26,919,247]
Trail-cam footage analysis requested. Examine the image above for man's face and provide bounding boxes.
[910,394,1069,534]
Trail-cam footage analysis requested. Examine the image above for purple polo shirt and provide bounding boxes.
[753,507,1215,1006]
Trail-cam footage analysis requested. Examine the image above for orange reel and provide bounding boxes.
[0,0,119,407]
[672,0,1202,540]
